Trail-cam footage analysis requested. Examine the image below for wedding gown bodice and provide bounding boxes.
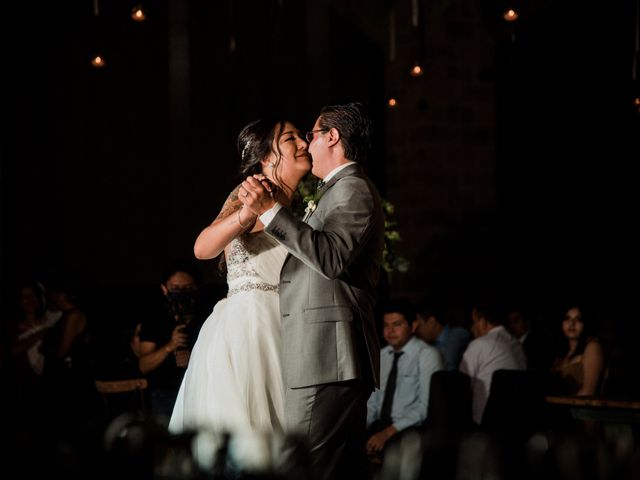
[226,232,288,297]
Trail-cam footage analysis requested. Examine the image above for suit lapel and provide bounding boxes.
[304,163,362,222]
[321,163,362,193]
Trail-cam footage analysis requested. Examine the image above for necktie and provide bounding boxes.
[380,351,404,424]
[315,179,326,194]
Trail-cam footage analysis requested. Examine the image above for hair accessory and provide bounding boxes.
[241,139,252,161]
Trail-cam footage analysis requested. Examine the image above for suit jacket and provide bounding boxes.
[266,163,384,389]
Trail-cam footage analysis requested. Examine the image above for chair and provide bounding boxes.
[425,370,474,432]
[94,378,149,419]
[480,369,553,480]
[419,371,475,480]
[481,369,550,439]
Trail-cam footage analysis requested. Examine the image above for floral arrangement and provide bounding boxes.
[292,173,409,278]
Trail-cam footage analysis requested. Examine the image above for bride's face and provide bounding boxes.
[266,122,311,182]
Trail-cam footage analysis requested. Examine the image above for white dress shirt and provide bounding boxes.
[459,325,527,424]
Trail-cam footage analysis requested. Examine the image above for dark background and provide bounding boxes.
[1,0,638,331]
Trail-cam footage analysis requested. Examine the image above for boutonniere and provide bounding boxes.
[304,199,317,216]
[295,174,327,219]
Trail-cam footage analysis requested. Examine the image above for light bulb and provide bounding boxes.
[388,98,397,107]
[91,55,106,68]
[410,64,423,77]
[131,5,146,22]
[503,9,519,22]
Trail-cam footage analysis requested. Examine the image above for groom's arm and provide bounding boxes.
[265,177,380,280]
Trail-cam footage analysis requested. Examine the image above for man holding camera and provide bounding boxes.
[138,260,207,422]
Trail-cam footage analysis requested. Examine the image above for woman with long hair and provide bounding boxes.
[551,303,605,396]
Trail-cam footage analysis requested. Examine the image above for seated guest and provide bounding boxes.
[366,298,444,455]
[551,303,605,396]
[40,278,93,430]
[459,302,527,424]
[413,301,471,371]
[6,280,62,412]
[506,305,552,370]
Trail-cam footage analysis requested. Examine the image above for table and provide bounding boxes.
[545,396,640,424]
[544,396,640,477]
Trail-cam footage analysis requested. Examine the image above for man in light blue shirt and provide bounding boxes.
[413,303,471,371]
[366,298,444,455]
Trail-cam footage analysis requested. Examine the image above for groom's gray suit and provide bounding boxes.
[265,162,384,478]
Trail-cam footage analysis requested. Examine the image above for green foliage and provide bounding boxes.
[381,199,410,277]
[292,172,322,219]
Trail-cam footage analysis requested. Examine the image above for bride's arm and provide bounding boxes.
[194,185,259,259]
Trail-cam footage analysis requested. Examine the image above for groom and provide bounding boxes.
[241,102,384,479]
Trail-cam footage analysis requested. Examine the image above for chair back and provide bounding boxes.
[425,370,473,432]
[94,378,148,419]
[480,369,549,442]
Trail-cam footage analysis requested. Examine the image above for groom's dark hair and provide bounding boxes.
[318,102,372,164]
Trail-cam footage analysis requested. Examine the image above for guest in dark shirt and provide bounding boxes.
[138,259,207,423]
[40,279,93,431]
[506,305,552,370]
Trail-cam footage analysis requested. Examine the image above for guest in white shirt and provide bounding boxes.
[459,303,527,424]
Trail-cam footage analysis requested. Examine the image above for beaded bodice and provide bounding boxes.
[226,231,287,298]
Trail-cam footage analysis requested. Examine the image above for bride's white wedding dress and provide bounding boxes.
[169,231,287,434]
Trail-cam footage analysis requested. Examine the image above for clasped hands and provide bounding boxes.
[239,175,276,218]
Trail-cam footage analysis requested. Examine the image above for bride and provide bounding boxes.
[169,118,312,434]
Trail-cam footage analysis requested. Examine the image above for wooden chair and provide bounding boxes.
[94,378,149,418]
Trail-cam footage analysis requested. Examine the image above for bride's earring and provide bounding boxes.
[268,162,275,169]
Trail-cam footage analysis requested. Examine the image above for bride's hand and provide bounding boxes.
[252,174,275,198]
[240,176,276,216]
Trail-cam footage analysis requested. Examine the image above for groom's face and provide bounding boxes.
[308,117,329,178]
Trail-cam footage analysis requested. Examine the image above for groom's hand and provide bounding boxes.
[239,176,276,216]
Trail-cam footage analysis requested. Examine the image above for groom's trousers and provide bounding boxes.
[285,379,372,480]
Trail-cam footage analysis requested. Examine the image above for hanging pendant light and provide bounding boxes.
[503,9,519,22]
[632,0,639,112]
[131,5,146,22]
[90,0,106,68]
[409,0,425,77]
[91,55,106,68]
[410,62,424,77]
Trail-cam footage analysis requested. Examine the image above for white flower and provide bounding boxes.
[304,200,317,215]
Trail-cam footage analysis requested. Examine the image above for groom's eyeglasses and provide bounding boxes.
[305,129,328,143]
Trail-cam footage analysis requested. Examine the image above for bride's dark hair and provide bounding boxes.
[237,118,287,192]
[218,118,289,275]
